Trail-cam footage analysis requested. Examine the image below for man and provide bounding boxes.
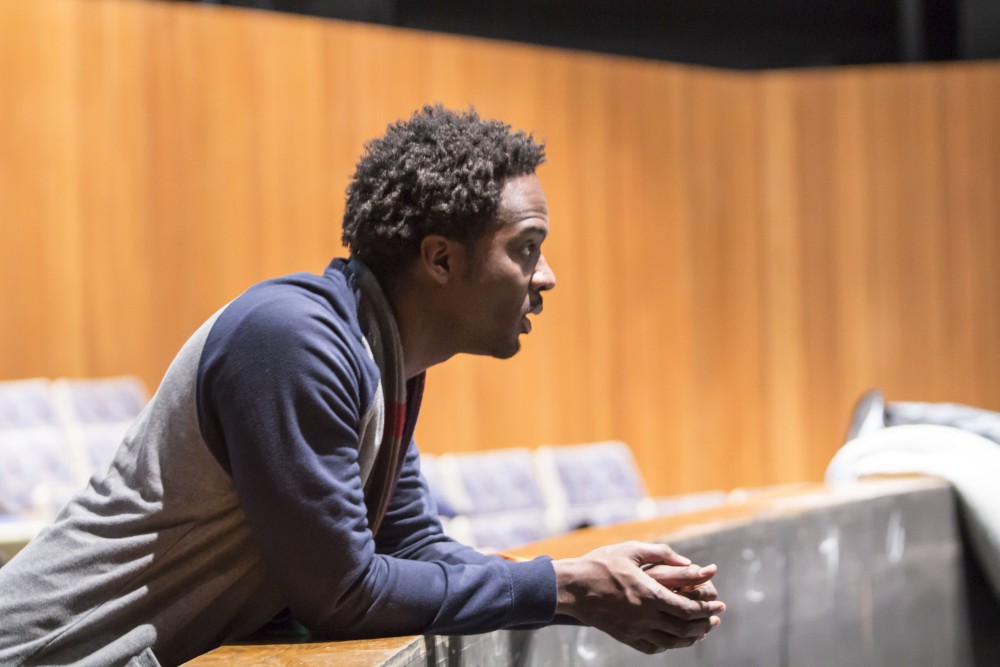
[0,106,724,666]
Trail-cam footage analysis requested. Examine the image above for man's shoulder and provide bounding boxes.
[200,262,376,388]
[221,263,362,346]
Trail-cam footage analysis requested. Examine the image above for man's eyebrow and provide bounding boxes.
[514,223,548,239]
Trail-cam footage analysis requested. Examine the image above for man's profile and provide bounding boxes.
[0,106,724,666]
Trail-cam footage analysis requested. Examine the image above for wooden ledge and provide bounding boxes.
[186,475,949,665]
[183,635,425,666]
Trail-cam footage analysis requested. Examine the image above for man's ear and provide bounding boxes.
[418,235,456,284]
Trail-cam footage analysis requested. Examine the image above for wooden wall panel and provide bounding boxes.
[2,0,1000,495]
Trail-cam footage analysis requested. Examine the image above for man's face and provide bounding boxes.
[455,173,556,359]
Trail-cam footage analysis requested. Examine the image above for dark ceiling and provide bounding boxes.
[192,0,999,70]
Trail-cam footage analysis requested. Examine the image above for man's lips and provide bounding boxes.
[522,300,543,334]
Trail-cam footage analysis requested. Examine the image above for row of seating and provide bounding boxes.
[0,376,149,533]
[421,442,728,550]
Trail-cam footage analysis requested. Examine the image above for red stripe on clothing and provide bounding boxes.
[389,402,407,438]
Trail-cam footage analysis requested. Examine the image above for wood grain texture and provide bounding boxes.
[2,0,1000,494]
[182,635,424,667]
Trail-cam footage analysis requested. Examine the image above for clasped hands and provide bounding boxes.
[553,541,725,655]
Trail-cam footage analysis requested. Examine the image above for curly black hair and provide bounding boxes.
[341,105,546,279]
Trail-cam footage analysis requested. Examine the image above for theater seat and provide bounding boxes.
[0,376,149,564]
[534,440,656,529]
[423,441,728,550]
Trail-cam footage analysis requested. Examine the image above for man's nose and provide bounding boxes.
[533,253,556,292]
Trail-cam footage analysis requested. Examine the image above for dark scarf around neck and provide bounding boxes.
[349,258,425,534]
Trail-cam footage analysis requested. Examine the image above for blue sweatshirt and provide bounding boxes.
[0,259,557,667]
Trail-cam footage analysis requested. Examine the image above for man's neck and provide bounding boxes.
[381,276,454,380]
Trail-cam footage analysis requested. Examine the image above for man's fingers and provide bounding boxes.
[619,609,724,654]
[624,541,692,567]
[651,630,703,649]
[652,587,726,620]
[677,580,719,601]
[645,562,718,590]
[629,625,710,654]
[653,614,716,639]
[630,639,662,655]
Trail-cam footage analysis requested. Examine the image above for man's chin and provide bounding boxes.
[492,343,520,360]
[463,332,522,360]
[484,337,521,360]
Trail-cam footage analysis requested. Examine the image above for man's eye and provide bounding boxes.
[521,243,537,257]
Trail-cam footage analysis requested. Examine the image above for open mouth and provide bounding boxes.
[522,301,542,334]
